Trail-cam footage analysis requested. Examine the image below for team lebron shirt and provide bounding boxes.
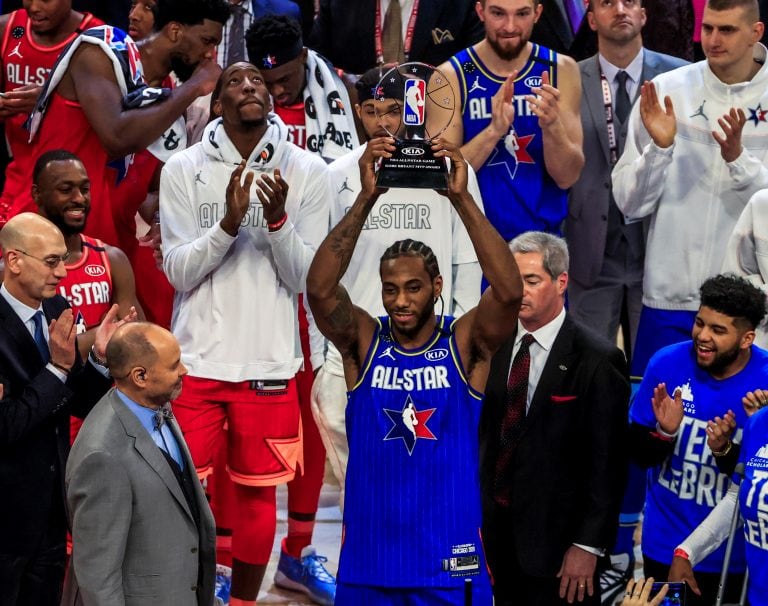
[738,406,768,606]
[450,45,566,241]
[631,341,768,572]
[339,315,491,594]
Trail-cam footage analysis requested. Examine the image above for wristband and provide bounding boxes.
[267,214,288,232]
[51,362,71,374]
[673,548,690,560]
[711,440,733,457]
[654,422,679,440]
[90,345,107,367]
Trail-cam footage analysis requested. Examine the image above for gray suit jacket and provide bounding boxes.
[566,49,687,287]
[62,389,216,606]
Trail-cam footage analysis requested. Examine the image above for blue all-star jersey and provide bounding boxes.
[738,406,768,606]
[450,44,566,242]
[338,315,491,595]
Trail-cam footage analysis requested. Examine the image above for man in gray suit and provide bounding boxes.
[565,0,686,361]
[63,322,216,606]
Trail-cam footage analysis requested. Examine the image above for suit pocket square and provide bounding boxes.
[551,395,577,403]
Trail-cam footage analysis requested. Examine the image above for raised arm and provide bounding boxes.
[612,81,676,220]
[532,57,584,189]
[65,45,220,159]
[438,59,517,172]
[305,139,392,383]
[76,246,146,360]
[434,141,522,391]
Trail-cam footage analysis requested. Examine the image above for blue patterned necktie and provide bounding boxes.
[32,311,50,363]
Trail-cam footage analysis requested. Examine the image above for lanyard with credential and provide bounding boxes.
[374,0,420,65]
[599,70,621,165]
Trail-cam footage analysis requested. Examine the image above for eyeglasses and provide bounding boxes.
[12,249,70,269]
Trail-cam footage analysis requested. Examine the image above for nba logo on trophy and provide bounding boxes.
[403,79,426,126]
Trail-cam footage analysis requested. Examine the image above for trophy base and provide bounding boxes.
[376,139,448,190]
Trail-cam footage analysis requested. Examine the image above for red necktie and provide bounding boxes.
[493,333,535,506]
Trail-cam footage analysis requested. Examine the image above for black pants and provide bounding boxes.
[643,555,746,606]
[484,505,603,606]
[0,500,67,606]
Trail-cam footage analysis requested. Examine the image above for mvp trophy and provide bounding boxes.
[374,62,456,190]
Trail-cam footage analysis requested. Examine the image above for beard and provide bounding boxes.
[48,211,86,237]
[487,34,528,61]
[697,342,741,375]
[390,296,436,341]
[170,55,197,83]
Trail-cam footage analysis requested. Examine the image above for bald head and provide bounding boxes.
[0,212,64,256]
[107,323,166,378]
[0,213,68,307]
[107,322,187,408]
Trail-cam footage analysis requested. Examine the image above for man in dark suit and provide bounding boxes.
[0,212,133,605]
[63,322,216,605]
[309,0,484,75]
[532,0,597,60]
[565,0,687,364]
[480,231,629,606]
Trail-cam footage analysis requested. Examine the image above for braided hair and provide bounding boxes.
[379,239,441,279]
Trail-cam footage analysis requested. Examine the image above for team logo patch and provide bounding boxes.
[383,394,437,455]
[748,103,768,126]
[674,380,695,415]
[487,132,536,180]
[747,443,768,470]
[74,311,87,335]
[257,143,275,164]
[262,54,277,69]
[12,26,24,39]
[84,264,106,277]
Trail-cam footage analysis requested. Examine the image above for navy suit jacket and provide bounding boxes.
[0,293,112,557]
[479,315,630,575]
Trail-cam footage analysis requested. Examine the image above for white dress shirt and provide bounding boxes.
[598,48,645,111]
[509,307,566,412]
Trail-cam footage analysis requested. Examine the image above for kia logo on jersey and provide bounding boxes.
[403,78,426,126]
[401,146,425,156]
[425,348,448,361]
[524,76,542,88]
[84,265,106,277]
